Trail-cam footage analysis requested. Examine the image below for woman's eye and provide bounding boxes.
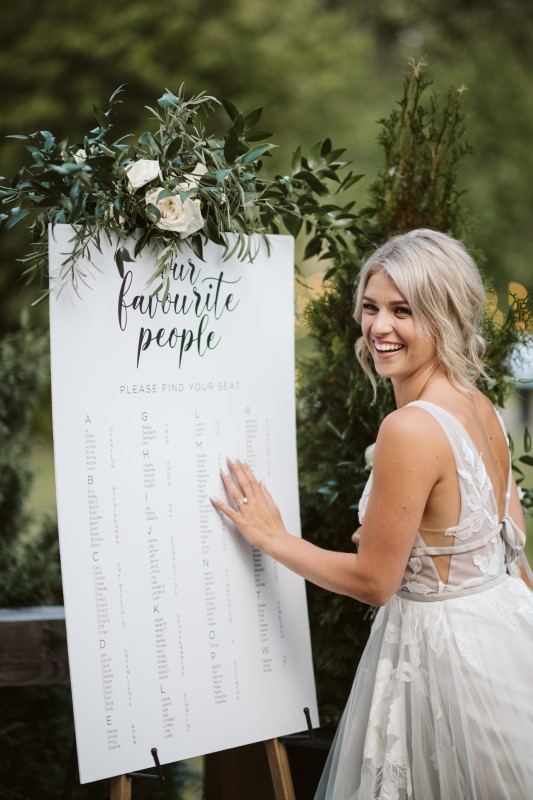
[362,302,377,312]
[395,306,412,316]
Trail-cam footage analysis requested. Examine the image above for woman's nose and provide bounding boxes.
[371,309,393,334]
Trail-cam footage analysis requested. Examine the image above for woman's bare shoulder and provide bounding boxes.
[374,406,450,474]
[378,404,446,442]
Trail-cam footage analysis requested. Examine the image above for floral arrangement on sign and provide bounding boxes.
[0,86,362,302]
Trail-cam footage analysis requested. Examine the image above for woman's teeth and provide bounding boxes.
[374,343,404,352]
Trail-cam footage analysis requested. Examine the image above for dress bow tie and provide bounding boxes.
[500,516,533,585]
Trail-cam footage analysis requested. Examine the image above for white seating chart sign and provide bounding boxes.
[49,225,318,783]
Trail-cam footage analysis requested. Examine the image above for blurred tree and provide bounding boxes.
[0,317,61,605]
[355,0,533,296]
[5,0,533,332]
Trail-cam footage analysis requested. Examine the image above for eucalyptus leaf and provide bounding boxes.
[166,136,183,160]
[138,131,161,154]
[338,173,364,192]
[244,130,274,142]
[221,98,239,122]
[524,427,531,453]
[146,203,161,222]
[50,163,84,176]
[109,84,126,104]
[158,90,180,110]
[156,189,174,201]
[6,210,30,230]
[232,113,245,138]
[304,237,323,259]
[189,234,204,261]
[282,214,302,238]
[295,171,329,196]
[243,108,262,129]
[308,142,323,168]
[93,105,108,130]
[241,143,276,166]
[224,127,239,164]
[325,148,347,164]
[291,147,302,175]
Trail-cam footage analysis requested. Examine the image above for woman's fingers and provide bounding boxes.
[227,458,259,501]
[210,494,238,522]
[217,459,259,512]
[211,460,287,554]
[219,468,241,506]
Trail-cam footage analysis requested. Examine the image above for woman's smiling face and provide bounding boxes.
[361,271,437,383]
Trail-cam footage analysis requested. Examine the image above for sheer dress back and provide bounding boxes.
[358,400,528,598]
[314,401,533,800]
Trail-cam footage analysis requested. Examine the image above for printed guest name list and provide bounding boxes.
[49,227,318,784]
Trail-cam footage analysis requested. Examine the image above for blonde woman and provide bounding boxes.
[211,229,533,799]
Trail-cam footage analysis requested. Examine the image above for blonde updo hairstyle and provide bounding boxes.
[354,229,489,394]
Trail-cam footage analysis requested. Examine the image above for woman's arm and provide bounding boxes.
[211,408,443,606]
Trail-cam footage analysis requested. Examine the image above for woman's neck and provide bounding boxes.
[393,363,444,408]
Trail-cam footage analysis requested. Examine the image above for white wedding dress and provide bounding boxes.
[314,401,533,800]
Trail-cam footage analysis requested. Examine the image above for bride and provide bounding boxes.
[211,229,533,799]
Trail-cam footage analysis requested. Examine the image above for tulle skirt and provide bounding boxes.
[314,575,533,800]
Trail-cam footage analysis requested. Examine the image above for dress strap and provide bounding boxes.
[410,528,497,557]
[397,573,508,602]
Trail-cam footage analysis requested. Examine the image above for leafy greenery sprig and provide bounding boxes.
[0,85,362,302]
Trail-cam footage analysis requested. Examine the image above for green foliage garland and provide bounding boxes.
[0,85,360,304]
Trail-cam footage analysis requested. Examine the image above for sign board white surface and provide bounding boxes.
[49,226,318,783]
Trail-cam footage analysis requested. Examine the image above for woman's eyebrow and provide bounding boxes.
[362,294,410,306]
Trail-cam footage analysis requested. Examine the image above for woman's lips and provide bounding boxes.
[372,341,405,359]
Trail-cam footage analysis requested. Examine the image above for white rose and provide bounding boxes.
[73,149,87,163]
[364,442,376,470]
[126,159,161,190]
[145,187,204,238]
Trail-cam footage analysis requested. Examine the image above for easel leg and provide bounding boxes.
[264,738,296,800]
[110,774,132,800]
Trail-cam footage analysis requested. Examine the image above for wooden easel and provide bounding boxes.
[264,738,296,800]
[108,737,296,800]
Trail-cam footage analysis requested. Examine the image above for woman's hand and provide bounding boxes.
[351,527,362,552]
[210,459,288,555]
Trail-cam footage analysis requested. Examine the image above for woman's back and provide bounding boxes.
[358,387,522,596]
